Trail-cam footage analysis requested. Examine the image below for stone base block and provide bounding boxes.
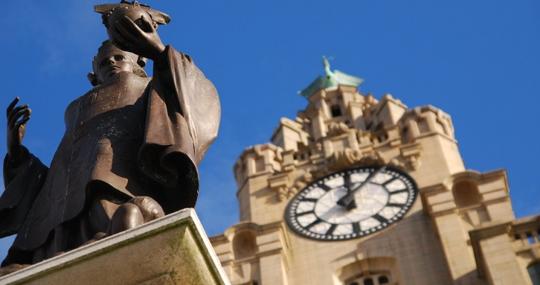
[0,209,230,285]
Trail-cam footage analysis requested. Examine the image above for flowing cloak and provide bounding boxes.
[0,46,220,265]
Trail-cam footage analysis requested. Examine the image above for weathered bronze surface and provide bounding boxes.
[0,0,220,270]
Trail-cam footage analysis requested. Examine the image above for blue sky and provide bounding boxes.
[0,0,539,261]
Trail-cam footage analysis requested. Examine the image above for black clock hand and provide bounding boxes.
[338,172,355,209]
[337,166,387,210]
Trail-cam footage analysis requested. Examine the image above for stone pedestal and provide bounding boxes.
[0,209,230,285]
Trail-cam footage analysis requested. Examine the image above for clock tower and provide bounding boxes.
[210,60,540,285]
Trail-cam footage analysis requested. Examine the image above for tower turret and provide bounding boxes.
[211,59,531,285]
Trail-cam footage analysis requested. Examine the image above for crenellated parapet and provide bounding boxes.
[270,117,310,152]
[233,144,283,188]
[363,94,407,131]
[398,105,455,144]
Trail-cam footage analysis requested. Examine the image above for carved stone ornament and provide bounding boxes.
[327,148,385,172]
[327,122,350,136]
[268,169,314,202]
[393,143,422,170]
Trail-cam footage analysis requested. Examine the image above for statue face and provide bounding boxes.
[94,46,138,83]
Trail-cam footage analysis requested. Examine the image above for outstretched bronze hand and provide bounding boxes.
[109,13,166,61]
[6,97,30,164]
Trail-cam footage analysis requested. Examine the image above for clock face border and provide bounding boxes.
[284,165,419,241]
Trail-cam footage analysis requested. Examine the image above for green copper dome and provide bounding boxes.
[299,57,363,98]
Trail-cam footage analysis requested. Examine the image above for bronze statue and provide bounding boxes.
[0,1,220,271]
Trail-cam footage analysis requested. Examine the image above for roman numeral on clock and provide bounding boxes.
[301,197,318,203]
[296,210,315,217]
[352,222,361,234]
[318,183,331,192]
[373,214,389,224]
[383,177,397,186]
[343,173,352,189]
[326,224,337,235]
[305,219,322,229]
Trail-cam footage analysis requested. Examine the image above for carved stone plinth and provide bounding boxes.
[0,209,230,285]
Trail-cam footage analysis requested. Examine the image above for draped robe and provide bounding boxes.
[0,46,220,265]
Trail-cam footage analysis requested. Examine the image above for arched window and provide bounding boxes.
[338,257,396,285]
[346,274,391,285]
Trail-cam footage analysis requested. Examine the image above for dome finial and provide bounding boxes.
[299,57,364,98]
[323,56,332,77]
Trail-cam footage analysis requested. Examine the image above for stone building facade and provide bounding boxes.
[210,65,540,285]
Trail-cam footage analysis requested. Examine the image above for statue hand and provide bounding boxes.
[109,14,166,61]
[6,97,30,163]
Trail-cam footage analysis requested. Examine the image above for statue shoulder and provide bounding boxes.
[64,89,92,130]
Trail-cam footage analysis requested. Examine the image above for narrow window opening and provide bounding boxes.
[331,105,342,117]
[527,232,535,244]
[401,127,408,136]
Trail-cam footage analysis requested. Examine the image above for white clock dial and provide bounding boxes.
[285,166,418,241]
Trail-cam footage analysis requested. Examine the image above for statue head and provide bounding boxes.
[88,40,147,86]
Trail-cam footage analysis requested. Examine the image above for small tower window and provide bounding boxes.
[527,232,536,244]
[401,126,409,140]
[331,104,342,117]
[347,274,391,285]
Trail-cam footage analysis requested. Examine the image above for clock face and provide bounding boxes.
[285,166,418,241]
